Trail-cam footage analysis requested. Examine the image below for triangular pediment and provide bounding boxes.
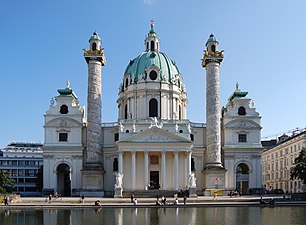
[45,118,82,128]
[224,119,261,129]
[118,126,192,143]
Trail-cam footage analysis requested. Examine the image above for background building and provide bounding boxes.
[0,142,43,196]
[262,129,306,193]
[42,23,263,197]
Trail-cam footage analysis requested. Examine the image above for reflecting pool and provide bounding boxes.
[1,206,306,225]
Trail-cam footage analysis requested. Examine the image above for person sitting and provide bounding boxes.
[259,197,266,204]
[269,198,275,205]
[133,198,138,205]
[174,198,179,205]
[95,200,101,206]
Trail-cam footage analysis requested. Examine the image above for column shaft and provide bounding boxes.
[174,152,179,190]
[118,151,123,174]
[132,151,136,189]
[161,151,166,189]
[144,152,149,189]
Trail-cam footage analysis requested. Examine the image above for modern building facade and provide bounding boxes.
[42,22,263,197]
[262,129,306,193]
[0,142,43,196]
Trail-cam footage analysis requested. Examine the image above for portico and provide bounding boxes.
[116,127,193,191]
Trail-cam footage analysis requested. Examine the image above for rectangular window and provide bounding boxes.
[114,133,119,142]
[238,134,247,143]
[59,133,68,142]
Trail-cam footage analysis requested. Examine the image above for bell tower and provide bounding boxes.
[82,31,106,196]
[201,34,226,195]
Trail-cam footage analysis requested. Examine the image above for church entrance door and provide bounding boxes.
[57,163,71,197]
[236,163,249,195]
[149,171,160,189]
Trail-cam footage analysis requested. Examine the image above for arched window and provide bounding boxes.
[125,78,129,89]
[113,158,118,172]
[124,104,128,119]
[150,41,154,51]
[60,105,68,114]
[146,42,149,50]
[211,44,216,52]
[179,105,182,120]
[149,98,158,117]
[92,42,97,51]
[238,106,246,115]
[191,158,195,171]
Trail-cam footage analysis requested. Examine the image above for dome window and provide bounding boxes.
[238,106,246,116]
[60,105,68,114]
[149,70,158,80]
[149,98,158,117]
[125,78,129,89]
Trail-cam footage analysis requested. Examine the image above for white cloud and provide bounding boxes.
[144,0,156,5]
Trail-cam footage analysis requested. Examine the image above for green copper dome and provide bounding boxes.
[206,34,218,45]
[89,31,101,42]
[124,50,180,83]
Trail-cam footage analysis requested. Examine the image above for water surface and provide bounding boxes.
[1,206,306,225]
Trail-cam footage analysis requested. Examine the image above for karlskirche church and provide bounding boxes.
[43,22,263,197]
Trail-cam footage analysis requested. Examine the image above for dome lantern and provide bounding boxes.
[145,20,160,52]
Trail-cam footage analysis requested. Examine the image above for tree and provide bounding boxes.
[290,148,306,185]
[0,170,15,193]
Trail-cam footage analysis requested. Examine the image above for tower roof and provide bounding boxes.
[57,81,78,99]
[228,83,248,101]
[206,33,218,45]
[89,31,101,42]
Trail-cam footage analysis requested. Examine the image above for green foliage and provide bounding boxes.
[290,148,306,185]
[0,170,15,193]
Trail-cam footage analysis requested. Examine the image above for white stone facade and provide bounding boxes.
[42,26,263,197]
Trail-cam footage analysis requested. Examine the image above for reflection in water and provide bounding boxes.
[1,207,306,225]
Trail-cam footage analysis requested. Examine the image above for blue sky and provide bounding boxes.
[0,0,305,148]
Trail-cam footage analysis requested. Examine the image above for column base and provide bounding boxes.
[202,166,226,192]
[189,187,197,198]
[81,168,105,197]
[114,187,123,198]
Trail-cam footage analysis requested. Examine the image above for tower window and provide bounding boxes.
[149,71,158,80]
[211,44,216,52]
[60,105,68,114]
[238,134,247,143]
[238,106,246,115]
[149,98,158,117]
[114,133,119,142]
[147,42,149,50]
[92,42,97,51]
[113,158,118,172]
[190,134,194,141]
[124,104,128,119]
[191,158,195,172]
[179,105,182,120]
[150,41,154,51]
[59,133,68,142]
